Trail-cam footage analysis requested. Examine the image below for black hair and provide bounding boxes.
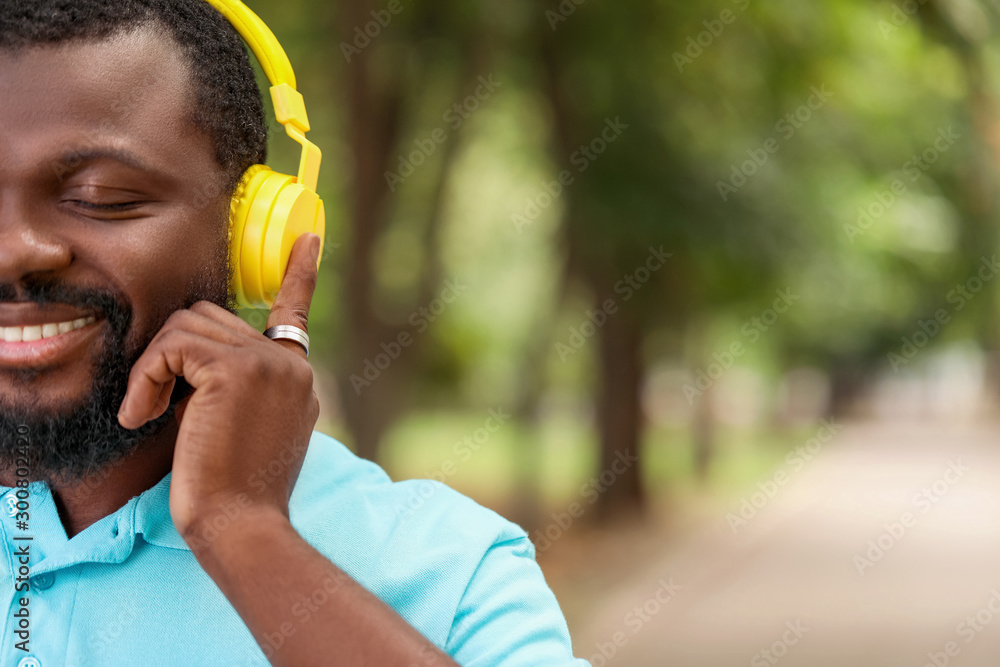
[0,0,268,192]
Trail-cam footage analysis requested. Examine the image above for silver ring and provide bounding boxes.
[263,325,310,357]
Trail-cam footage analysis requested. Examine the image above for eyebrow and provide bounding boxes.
[53,147,162,180]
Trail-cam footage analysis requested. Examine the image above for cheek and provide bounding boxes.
[80,206,229,344]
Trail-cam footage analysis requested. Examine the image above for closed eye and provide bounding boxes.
[67,200,143,211]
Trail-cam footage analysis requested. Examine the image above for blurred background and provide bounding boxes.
[244,0,1000,664]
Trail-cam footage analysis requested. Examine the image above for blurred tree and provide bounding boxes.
[247,0,1000,523]
[334,0,493,461]
[532,0,789,514]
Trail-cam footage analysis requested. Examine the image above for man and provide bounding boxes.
[0,1,589,665]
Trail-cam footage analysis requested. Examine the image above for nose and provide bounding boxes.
[0,196,73,287]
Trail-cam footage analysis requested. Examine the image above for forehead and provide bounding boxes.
[0,27,215,182]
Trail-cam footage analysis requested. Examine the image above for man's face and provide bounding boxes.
[0,28,234,481]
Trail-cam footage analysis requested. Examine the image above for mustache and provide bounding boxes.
[0,277,132,337]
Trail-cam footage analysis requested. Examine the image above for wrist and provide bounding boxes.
[180,498,290,552]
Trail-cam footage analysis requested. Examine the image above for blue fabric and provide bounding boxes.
[0,431,590,666]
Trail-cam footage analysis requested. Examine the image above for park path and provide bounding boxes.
[573,420,1000,666]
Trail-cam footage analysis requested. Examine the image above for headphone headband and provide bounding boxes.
[205,0,296,89]
[205,0,320,192]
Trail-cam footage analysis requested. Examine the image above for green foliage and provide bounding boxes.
[244,0,1000,498]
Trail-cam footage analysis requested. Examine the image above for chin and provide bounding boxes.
[0,367,100,417]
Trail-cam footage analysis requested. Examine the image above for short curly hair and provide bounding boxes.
[0,0,268,192]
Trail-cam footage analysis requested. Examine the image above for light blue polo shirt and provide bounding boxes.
[0,431,590,666]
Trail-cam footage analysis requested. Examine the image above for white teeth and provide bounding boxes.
[0,316,96,343]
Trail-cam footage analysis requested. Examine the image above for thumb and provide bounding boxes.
[265,233,321,353]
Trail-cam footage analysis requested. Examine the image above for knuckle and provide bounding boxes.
[189,301,218,315]
[292,305,311,329]
[291,356,314,386]
[158,328,188,347]
[278,356,315,396]
[164,309,198,330]
[270,304,310,333]
[240,353,271,382]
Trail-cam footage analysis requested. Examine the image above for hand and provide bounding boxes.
[117,233,322,542]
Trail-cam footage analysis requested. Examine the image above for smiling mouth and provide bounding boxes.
[0,316,97,343]
[0,312,105,370]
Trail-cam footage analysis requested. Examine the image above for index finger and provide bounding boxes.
[265,233,321,356]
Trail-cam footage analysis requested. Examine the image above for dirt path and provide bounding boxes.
[572,420,1000,666]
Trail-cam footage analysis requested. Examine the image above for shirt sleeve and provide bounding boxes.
[444,535,592,666]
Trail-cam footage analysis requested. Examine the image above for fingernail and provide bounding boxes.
[309,234,321,264]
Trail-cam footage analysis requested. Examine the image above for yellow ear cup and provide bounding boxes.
[229,164,269,308]
[259,180,325,302]
[230,165,326,309]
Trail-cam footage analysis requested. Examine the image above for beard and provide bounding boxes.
[0,250,235,486]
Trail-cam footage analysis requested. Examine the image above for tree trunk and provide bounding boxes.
[594,300,645,516]
[338,0,402,461]
[540,20,647,518]
[336,1,483,461]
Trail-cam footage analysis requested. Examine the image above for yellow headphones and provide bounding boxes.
[206,0,325,309]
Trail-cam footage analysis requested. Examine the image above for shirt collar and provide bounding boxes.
[132,471,189,550]
[0,469,186,575]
